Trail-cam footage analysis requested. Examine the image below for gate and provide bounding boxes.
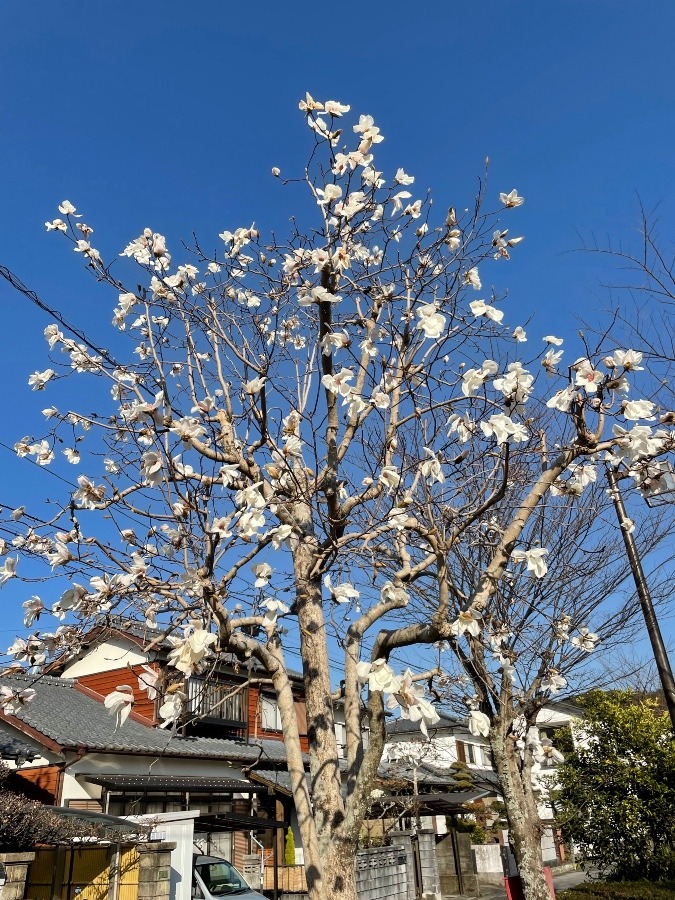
[25,845,139,900]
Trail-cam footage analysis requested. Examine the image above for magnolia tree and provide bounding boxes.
[398,470,673,874]
[1,95,674,900]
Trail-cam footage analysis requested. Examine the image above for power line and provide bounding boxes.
[0,264,123,371]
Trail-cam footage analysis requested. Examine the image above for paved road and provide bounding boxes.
[445,865,590,899]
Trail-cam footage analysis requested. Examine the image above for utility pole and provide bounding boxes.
[606,466,675,729]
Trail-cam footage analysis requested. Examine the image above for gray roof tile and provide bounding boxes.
[1,673,288,764]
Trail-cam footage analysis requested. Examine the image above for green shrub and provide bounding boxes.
[471,825,487,844]
[558,881,675,900]
[284,826,296,866]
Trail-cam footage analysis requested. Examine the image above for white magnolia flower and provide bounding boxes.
[416,302,446,339]
[268,524,293,550]
[243,377,267,394]
[63,448,80,465]
[542,348,564,375]
[0,686,36,715]
[22,596,45,627]
[324,100,350,116]
[394,168,415,185]
[356,658,401,694]
[420,448,445,484]
[543,335,564,346]
[386,670,440,738]
[137,665,159,701]
[104,685,135,729]
[169,417,207,442]
[0,556,18,587]
[45,218,67,232]
[320,330,350,356]
[468,709,491,737]
[209,516,233,539]
[554,615,573,643]
[52,584,87,617]
[321,368,354,397]
[447,412,475,443]
[262,599,289,631]
[470,300,504,323]
[378,465,401,493]
[604,349,643,371]
[158,691,186,729]
[58,200,79,216]
[28,369,55,391]
[237,508,265,540]
[621,399,655,421]
[499,189,524,208]
[73,475,105,510]
[324,574,360,603]
[567,464,597,493]
[464,267,482,290]
[571,627,599,652]
[512,326,527,342]
[573,358,603,393]
[167,628,217,675]
[461,359,498,396]
[540,669,567,694]
[511,547,549,578]
[480,414,529,444]
[7,636,46,666]
[449,608,482,638]
[141,451,164,487]
[546,385,576,412]
[252,562,273,588]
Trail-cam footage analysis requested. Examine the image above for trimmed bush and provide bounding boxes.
[559,881,675,900]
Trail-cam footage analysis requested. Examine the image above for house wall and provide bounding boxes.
[74,665,159,721]
[61,638,150,677]
[9,764,61,804]
[248,686,309,752]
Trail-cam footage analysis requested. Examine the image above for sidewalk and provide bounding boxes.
[443,865,588,899]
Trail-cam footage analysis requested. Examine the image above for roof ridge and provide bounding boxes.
[3,672,76,687]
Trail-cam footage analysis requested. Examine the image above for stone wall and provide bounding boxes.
[137,840,176,900]
[0,850,35,900]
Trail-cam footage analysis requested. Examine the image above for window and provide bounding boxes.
[261,695,283,731]
[334,722,346,758]
[466,744,476,764]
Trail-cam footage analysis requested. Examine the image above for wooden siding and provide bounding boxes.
[248,686,309,752]
[76,666,158,721]
[10,764,61,804]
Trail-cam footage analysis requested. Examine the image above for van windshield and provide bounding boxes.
[195,860,249,895]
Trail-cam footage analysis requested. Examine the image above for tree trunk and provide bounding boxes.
[310,835,359,900]
[491,728,552,900]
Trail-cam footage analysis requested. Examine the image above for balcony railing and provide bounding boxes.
[187,678,247,732]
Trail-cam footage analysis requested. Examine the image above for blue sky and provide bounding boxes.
[0,0,674,669]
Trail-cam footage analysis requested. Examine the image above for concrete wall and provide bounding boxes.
[355,845,408,900]
[471,843,504,887]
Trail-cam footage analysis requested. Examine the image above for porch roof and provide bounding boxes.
[88,774,270,793]
[194,812,286,832]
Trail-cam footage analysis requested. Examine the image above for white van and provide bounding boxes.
[192,854,266,900]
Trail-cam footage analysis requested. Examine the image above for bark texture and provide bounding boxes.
[491,727,552,900]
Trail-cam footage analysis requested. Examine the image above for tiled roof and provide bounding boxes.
[0,673,288,764]
[0,733,42,762]
[385,711,460,737]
